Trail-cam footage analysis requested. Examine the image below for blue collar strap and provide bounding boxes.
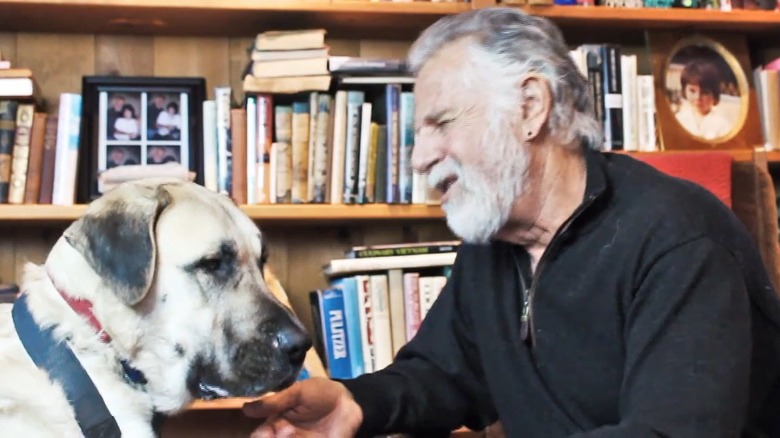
[12,293,122,437]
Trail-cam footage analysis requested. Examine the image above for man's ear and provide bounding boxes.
[517,73,552,143]
[63,184,172,306]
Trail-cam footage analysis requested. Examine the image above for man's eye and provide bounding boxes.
[438,119,454,128]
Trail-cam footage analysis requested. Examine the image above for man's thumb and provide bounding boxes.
[242,387,300,418]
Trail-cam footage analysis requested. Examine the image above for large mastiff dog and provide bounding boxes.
[0,178,311,436]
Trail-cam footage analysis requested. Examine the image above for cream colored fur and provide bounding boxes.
[0,178,296,437]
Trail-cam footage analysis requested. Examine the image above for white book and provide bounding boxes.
[620,54,638,152]
[307,92,319,203]
[246,96,257,203]
[52,93,82,206]
[369,274,393,371]
[355,275,374,373]
[356,102,373,203]
[323,252,457,277]
[386,269,407,357]
[637,75,657,152]
[329,91,347,204]
[419,275,446,320]
[202,100,218,192]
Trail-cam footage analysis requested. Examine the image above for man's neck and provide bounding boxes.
[495,142,587,268]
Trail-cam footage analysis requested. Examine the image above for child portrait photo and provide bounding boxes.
[664,39,746,142]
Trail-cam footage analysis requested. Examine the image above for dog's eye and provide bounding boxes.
[197,257,223,273]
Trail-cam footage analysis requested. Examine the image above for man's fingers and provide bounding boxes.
[249,424,274,438]
[242,386,301,418]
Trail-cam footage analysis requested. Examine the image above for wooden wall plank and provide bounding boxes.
[95,35,155,76]
[326,37,360,56]
[153,37,231,101]
[229,37,253,102]
[359,40,411,59]
[15,33,95,114]
[0,33,17,65]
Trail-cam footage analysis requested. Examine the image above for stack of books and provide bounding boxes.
[243,29,332,95]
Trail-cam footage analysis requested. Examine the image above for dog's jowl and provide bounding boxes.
[0,178,312,437]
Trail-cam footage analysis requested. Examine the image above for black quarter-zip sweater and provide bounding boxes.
[341,148,780,438]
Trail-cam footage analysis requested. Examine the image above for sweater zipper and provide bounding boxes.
[521,193,599,346]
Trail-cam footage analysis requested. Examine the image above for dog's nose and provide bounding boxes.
[276,324,312,365]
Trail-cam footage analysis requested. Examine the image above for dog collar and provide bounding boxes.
[12,293,123,437]
[58,292,112,343]
[48,272,150,389]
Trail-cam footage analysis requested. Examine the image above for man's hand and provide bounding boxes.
[242,377,363,438]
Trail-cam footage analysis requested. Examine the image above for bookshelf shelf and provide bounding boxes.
[2,1,780,38]
[0,0,471,38]
[519,5,780,34]
[0,204,445,223]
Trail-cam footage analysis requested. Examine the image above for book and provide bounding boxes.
[323,252,457,277]
[346,240,461,259]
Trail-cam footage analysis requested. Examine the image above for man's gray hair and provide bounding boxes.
[407,7,603,150]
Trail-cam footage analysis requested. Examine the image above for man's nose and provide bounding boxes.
[411,132,442,174]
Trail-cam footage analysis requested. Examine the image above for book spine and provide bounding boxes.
[312,94,331,203]
[355,275,374,373]
[369,274,393,371]
[256,94,274,204]
[320,287,352,379]
[403,271,421,342]
[23,112,47,204]
[356,102,373,204]
[385,84,401,203]
[601,44,624,150]
[331,276,366,377]
[38,115,58,204]
[291,101,310,204]
[306,92,318,203]
[215,86,233,196]
[0,99,19,203]
[274,105,292,203]
[329,91,347,205]
[52,93,82,206]
[349,243,459,258]
[202,100,218,192]
[343,91,364,204]
[230,108,247,205]
[398,92,414,204]
[8,103,35,204]
[245,96,257,204]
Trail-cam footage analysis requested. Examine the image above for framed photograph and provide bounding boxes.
[648,32,762,151]
[78,76,206,203]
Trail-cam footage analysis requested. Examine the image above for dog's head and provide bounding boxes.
[60,178,311,412]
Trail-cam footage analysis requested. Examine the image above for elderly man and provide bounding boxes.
[243,7,780,437]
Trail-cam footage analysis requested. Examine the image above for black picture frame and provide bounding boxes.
[78,76,206,203]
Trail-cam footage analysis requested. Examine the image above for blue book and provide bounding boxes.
[331,277,365,377]
[319,287,352,379]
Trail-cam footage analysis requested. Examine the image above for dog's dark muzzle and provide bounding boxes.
[187,307,312,400]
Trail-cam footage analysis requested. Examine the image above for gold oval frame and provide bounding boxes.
[663,35,749,145]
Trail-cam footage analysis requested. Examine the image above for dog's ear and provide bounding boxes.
[64,184,173,306]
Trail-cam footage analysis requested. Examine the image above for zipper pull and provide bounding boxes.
[520,288,530,341]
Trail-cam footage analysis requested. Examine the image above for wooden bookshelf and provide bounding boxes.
[1,1,780,39]
[0,203,445,224]
[520,5,780,34]
[0,0,472,39]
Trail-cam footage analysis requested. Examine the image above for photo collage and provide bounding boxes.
[99,90,190,172]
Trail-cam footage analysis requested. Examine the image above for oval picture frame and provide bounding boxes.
[648,30,762,151]
[663,35,749,144]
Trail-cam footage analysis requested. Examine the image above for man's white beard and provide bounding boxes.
[428,125,529,244]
